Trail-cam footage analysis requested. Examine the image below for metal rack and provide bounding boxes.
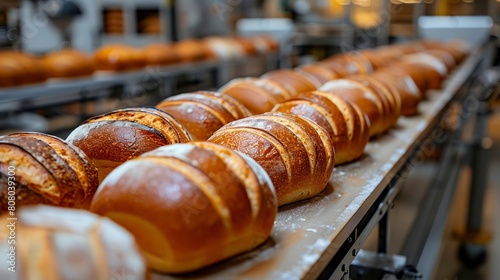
[0,53,279,115]
[147,42,491,280]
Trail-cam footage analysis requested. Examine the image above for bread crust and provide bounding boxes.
[90,143,277,273]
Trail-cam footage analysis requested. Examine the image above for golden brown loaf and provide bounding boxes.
[144,43,180,65]
[0,132,98,211]
[324,53,374,75]
[346,75,402,132]
[203,37,246,59]
[378,62,430,96]
[262,69,321,96]
[209,112,335,206]
[43,49,95,78]
[0,205,147,280]
[421,49,456,72]
[219,77,292,115]
[372,72,423,116]
[66,107,192,183]
[156,91,251,141]
[0,51,47,87]
[90,142,277,273]
[272,91,370,164]
[295,64,340,84]
[174,39,213,62]
[93,44,146,71]
[318,79,386,137]
[401,53,448,90]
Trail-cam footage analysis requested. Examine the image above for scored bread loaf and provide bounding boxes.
[345,75,402,132]
[371,72,422,116]
[261,69,321,96]
[0,205,147,280]
[323,53,374,75]
[400,53,448,90]
[208,112,335,206]
[0,132,98,211]
[272,91,370,164]
[156,91,251,140]
[66,107,192,183]
[219,77,292,115]
[295,64,340,84]
[318,79,386,137]
[90,142,277,273]
[93,44,146,71]
[378,62,430,96]
[43,49,95,78]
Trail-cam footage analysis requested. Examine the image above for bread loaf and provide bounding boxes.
[144,43,180,65]
[156,91,251,140]
[203,37,246,59]
[174,39,212,62]
[372,72,422,116]
[378,63,430,95]
[209,112,335,206]
[93,44,146,71]
[346,75,402,131]
[272,91,370,164]
[66,107,192,182]
[421,49,456,72]
[219,77,292,114]
[43,49,95,78]
[0,205,147,280]
[295,64,339,84]
[262,69,321,96]
[0,51,46,87]
[318,79,386,137]
[401,53,448,90]
[324,53,374,75]
[0,132,98,211]
[90,142,277,273]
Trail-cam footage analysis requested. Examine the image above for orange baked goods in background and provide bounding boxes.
[93,44,146,71]
[144,43,180,65]
[66,108,192,183]
[156,91,251,141]
[90,142,277,273]
[0,132,99,212]
[219,77,292,114]
[43,49,95,78]
[272,91,370,165]
[209,112,334,206]
[0,205,147,280]
[0,51,47,87]
[174,39,213,62]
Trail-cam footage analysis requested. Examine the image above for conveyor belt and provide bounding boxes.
[149,45,486,280]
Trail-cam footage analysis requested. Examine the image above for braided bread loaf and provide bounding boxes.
[209,112,334,206]
[272,91,370,164]
[0,133,98,212]
[90,142,277,273]
[66,108,191,182]
[0,205,147,280]
[156,91,251,140]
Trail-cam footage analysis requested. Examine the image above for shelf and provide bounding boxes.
[0,53,279,114]
[149,46,485,280]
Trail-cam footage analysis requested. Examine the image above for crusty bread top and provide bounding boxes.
[84,107,192,143]
[10,132,98,202]
[0,134,84,205]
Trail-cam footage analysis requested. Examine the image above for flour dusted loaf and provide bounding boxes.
[156,91,251,140]
[0,205,147,280]
[209,112,335,206]
[90,142,277,273]
[272,91,370,164]
[0,132,98,212]
[66,107,191,182]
